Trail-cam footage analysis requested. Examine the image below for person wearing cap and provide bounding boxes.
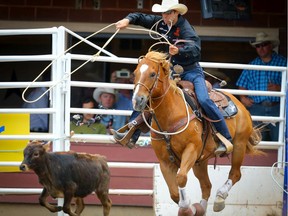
[113,0,233,156]
[236,32,286,141]
[93,87,117,134]
[111,69,134,130]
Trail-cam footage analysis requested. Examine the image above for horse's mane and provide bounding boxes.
[145,51,168,63]
[144,51,180,94]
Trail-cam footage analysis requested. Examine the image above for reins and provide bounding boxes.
[142,85,191,136]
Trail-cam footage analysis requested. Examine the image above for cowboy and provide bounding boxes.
[236,32,287,141]
[113,0,233,156]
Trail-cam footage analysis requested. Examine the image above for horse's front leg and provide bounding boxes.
[193,160,211,214]
[177,145,205,216]
[159,161,179,203]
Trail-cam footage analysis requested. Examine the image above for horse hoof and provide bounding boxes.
[178,207,194,216]
[192,203,205,216]
[213,196,225,212]
[178,203,205,216]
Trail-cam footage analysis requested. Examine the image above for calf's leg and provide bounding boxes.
[39,188,62,213]
[96,169,112,216]
[75,198,85,215]
[63,189,77,216]
[96,190,112,216]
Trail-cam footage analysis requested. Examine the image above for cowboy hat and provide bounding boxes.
[93,88,116,103]
[152,0,188,15]
[250,32,280,48]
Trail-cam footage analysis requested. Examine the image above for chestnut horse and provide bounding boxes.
[131,51,262,215]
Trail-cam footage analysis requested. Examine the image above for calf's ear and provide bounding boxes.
[43,141,51,152]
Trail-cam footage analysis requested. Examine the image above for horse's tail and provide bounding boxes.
[246,127,265,155]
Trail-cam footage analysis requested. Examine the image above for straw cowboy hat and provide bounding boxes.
[152,0,188,15]
[250,32,280,48]
[93,88,116,103]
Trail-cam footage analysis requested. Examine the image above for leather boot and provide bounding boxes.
[214,143,227,156]
[111,112,151,148]
[214,132,233,157]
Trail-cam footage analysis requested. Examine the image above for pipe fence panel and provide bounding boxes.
[0,27,286,215]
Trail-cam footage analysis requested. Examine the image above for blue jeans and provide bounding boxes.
[248,103,280,141]
[180,63,232,141]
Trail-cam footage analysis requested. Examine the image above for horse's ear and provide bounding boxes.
[161,60,170,75]
[138,56,144,63]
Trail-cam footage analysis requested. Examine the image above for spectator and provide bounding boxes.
[70,97,106,134]
[236,32,287,141]
[22,73,50,132]
[93,88,117,134]
[112,69,134,130]
[22,87,49,132]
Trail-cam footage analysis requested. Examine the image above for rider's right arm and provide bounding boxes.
[124,12,162,29]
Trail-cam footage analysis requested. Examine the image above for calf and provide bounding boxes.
[20,140,112,216]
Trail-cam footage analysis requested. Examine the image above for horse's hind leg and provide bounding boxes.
[213,139,245,212]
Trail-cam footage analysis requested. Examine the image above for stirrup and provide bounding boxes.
[215,132,233,154]
[214,144,227,157]
[111,125,136,147]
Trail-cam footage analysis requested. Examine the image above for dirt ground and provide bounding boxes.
[0,203,154,216]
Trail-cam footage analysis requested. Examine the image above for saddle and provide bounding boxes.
[177,80,238,118]
[177,80,236,154]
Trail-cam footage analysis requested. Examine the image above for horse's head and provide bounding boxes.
[132,51,170,111]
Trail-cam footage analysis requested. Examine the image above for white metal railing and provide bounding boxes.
[0,27,286,215]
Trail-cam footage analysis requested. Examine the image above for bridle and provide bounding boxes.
[133,57,168,109]
[134,57,191,136]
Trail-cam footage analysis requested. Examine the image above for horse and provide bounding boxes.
[130,51,262,215]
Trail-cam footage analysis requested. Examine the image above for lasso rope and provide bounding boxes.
[271,161,288,194]
[22,21,174,104]
[22,19,225,104]
[22,23,118,104]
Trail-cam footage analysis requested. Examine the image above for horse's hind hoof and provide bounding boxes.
[213,196,225,212]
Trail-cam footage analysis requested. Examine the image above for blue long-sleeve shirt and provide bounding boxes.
[126,13,201,68]
[236,52,287,103]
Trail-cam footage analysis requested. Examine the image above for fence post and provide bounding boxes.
[52,26,67,216]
